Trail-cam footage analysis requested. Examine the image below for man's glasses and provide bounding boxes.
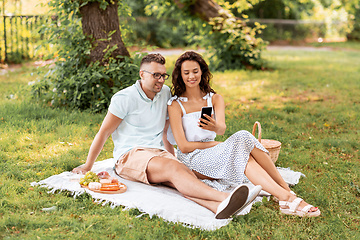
[142,70,170,80]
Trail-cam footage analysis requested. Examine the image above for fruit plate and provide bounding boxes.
[81,183,127,194]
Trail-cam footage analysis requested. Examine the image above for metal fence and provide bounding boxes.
[0,15,50,63]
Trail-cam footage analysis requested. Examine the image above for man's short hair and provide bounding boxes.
[140,53,166,68]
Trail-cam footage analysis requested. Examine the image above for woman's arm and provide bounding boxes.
[168,101,219,153]
[199,94,226,135]
[72,111,122,174]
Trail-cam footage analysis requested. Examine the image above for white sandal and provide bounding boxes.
[279,197,321,217]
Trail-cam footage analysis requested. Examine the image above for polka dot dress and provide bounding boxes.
[177,130,269,190]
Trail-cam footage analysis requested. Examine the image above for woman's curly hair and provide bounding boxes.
[171,51,215,97]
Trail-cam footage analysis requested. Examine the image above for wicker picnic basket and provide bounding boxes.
[252,121,281,163]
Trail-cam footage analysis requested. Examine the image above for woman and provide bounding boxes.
[167,51,320,217]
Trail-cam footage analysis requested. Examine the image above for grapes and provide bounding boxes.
[80,171,100,186]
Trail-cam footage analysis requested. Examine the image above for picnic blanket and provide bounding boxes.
[31,158,305,231]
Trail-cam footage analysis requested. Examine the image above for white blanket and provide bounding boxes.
[31,158,304,230]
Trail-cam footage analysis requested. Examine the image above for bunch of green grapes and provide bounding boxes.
[80,171,99,186]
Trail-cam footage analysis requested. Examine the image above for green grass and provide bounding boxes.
[309,40,360,51]
[1,47,360,239]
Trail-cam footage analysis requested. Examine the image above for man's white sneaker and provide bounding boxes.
[234,185,262,215]
[215,185,249,219]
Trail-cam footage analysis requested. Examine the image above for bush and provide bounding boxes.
[200,15,268,71]
[31,0,143,113]
[32,55,142,112]
[6,51,29,64]
[347,6,360,40]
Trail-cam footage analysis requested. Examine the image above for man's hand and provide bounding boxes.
[72,167,90,175]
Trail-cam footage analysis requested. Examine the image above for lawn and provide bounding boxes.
[309,40,360,51]
[0,46,359,239]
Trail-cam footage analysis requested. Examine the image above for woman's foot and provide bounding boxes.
[273,190,296,202]
[279,196,321,217]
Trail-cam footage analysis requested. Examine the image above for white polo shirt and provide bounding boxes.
[108,80,171,163]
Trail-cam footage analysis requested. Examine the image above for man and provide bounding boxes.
[72,53,250,219]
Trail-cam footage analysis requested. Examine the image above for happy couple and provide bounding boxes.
[72,52,320,219]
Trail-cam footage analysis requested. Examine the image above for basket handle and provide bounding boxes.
[252,121,262,143]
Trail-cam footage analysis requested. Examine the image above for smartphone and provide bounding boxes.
[200,107,212,125]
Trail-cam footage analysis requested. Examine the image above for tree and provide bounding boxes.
[79,0,130,64]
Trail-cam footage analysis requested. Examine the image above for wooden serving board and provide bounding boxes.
[81,183,127,194]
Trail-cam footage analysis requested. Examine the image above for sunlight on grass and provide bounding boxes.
[209,49,360,113]
[212,70,290,110]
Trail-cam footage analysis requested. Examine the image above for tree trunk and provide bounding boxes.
[80,0,129,64]
[173,0,228,22]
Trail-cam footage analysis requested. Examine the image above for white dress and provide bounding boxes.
[167,93,269,191]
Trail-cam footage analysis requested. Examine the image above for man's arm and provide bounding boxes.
[72,111,122,174]
[163,119,175,155]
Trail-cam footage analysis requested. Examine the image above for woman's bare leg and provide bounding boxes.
[245,157,318,212]
[245,156,291,200]
[250,147,291,191]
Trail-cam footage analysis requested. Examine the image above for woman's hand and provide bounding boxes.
[198,114,219,132]
[198,94,226,135]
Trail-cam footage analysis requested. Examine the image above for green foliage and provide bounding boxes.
[204,1,268,71]
[244,0,352,41]
[243,0,315,19]
[31,0,142,112]
[201,14,268,71]
[5,50,28,64]
[343,0,360,40]
[120,0,199,48]
[217,0,265,16]
[145,0,268,71]
[122,17,193,48]
[32,54,142,112]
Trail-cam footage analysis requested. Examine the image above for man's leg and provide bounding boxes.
[116,148,250,218]
[146,156,227,203]
[147,156,251,218]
